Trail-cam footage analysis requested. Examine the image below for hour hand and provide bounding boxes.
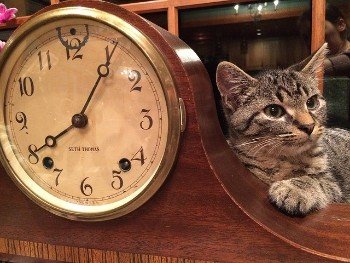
[37,125,74,152]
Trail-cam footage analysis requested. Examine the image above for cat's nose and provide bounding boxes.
[298,123,315,135]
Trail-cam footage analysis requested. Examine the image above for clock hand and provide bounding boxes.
[36,124,74,152]
[80,41,118,115]
[36,125,74,152]
[36,111,89,152]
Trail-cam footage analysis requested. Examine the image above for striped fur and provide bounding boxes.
[217,44,350,216]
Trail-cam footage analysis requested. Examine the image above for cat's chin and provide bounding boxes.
[279,136,321,156]
[282,144,314,156]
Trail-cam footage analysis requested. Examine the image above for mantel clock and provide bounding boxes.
[0,1,185,221]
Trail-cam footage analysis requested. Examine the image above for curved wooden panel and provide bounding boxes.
[189,37,350,263]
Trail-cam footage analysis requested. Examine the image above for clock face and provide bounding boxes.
[0,10,181,220]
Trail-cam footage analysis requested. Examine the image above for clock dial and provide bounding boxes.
[0,12,181,220]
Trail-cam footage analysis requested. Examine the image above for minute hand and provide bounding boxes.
[80,41,118,115]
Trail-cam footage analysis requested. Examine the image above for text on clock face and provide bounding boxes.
[68,146,100,152]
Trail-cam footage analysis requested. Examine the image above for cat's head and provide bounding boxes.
[216,43,328,155]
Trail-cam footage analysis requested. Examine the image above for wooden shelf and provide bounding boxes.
[120,0,168,14]
[181,7,305,28]
[0,0,326,44]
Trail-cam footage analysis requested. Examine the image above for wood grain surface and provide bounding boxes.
[0,1,344,262]
[0,239,214,263]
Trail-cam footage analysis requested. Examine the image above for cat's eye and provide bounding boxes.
[264,104,285,118]
[306,95,319,110]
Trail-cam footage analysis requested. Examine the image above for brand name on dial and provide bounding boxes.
[68,146,100,152]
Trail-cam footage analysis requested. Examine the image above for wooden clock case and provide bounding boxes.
[0,1,349,262]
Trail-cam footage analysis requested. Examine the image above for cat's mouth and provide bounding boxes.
[286,125,323,144]
[279,130,322,154]
[284,133,321,144]
[266,129,323,155]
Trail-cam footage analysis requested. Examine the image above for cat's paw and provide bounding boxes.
[268,179,329,216]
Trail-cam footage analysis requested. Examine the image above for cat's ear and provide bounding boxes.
[301,43,328,76]
[216,62,257,109]
[286,56,311,72]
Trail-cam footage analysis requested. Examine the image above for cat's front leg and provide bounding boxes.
[268,174,342,216]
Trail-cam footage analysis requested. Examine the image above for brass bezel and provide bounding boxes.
[0,6,182,221]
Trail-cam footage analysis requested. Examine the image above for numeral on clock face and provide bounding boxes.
[140,109,153,130]
[66,47,83,60]
[53,168,63,186]
[19,77,34,97]
[28,144,39,164]
[56,25,89,61]
[38,50,52,70]
[15,112,28,131]
[111,170,123,190]
[128,70,141,92]
[131,146,147,166]
[81,177,93,196]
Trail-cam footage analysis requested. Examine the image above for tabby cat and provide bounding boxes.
[216,43,350,216]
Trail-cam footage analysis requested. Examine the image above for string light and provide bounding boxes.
[243,1,280,20]
[234,4,239,14]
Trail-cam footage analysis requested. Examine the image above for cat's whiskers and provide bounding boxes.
[245,138,277,154]
[249,138,281,157]
[274,144,286,158]
[235,136,272,147]
[268,141,284,155]
[250,135,295,158]
[251,141,277,158]
[268,141,285,158]
[236,133,304,159]
[277,133,296,138]
[235,134,291,148]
